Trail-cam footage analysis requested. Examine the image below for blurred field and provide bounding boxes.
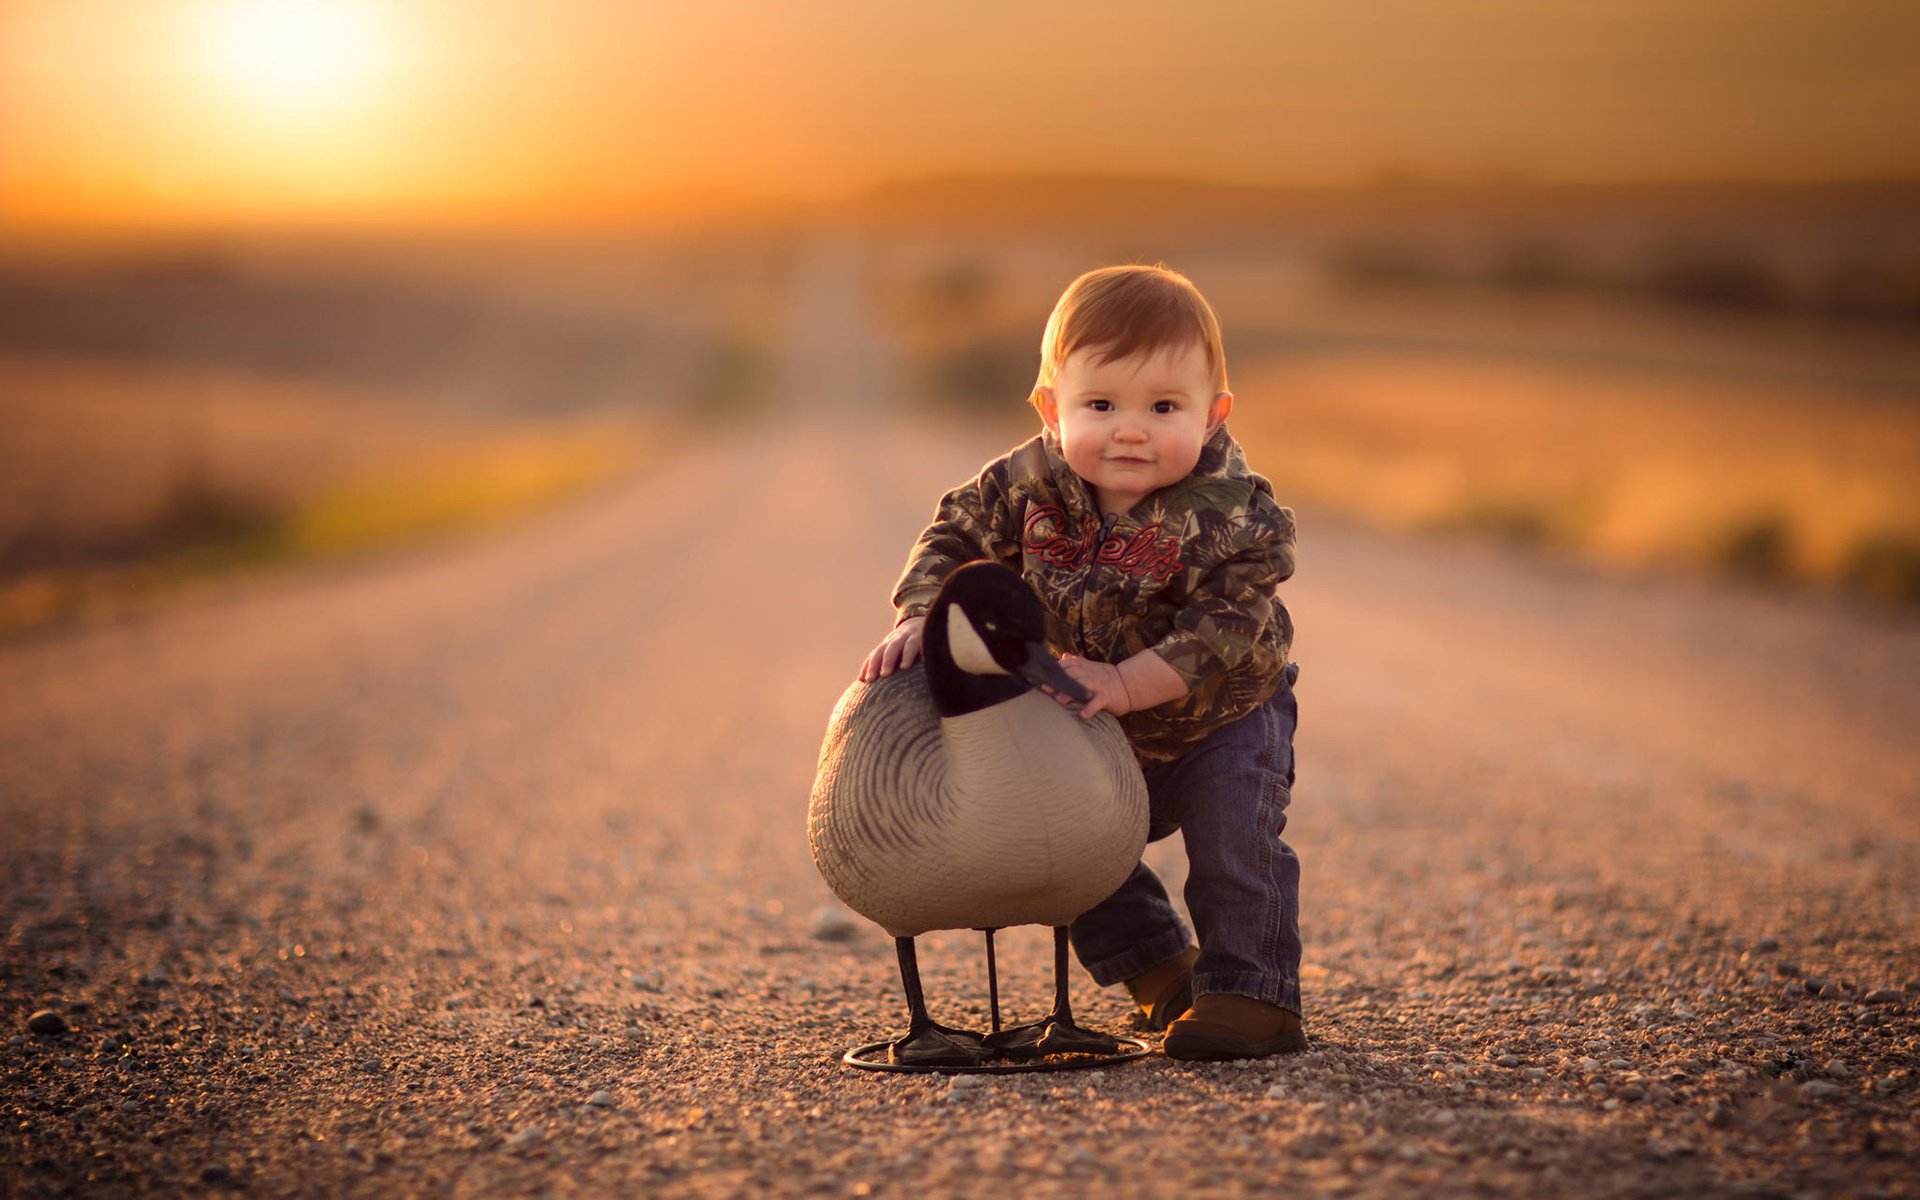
[0,354,650,633]
[0,234,787,635]
[1230,353,1920,600]
[862,180,1920,604]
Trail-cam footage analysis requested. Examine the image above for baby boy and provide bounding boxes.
[859,264,1305,1060]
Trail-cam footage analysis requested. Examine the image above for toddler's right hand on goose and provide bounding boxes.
[859,616,926,682]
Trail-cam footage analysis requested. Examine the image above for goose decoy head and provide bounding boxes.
[924,562,1090,713]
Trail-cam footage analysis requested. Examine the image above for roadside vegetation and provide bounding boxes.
[870,201,1920,606]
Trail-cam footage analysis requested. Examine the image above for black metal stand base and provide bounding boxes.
[842,1035,1151,1074]
[843,926,1153,1074]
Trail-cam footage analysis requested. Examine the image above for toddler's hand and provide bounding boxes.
[858,616,926,682]
[1040,654,1134,720]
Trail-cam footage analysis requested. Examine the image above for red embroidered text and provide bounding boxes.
[1023,505,1185,580]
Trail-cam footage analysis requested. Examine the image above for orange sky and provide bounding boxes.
[3,0,1917,228]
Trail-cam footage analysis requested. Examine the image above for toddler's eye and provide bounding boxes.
[1152,400,1177,414]
[1088,399,1112,412]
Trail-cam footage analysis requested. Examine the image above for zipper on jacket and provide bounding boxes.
[1075,511,1122,652]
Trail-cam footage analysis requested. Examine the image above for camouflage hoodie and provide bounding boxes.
[891,424,1295,764]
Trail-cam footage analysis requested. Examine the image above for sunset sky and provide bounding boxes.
[3,0,1917,228]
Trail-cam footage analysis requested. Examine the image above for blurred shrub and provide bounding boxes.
[1812,249,1920,322]
[0,455,284,578]
[1485,239,1582,292]
[1715,514,1796,582]
[702,334,767,422]
[935,334,1037,406]
[1843,531,1920,604]
[1637,241,1784,310]
[917,260,994,319]
[1329,241,1447,288]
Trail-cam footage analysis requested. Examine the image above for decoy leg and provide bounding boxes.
[887,936,987,1067]
[982,927,1002,1034]
[983,926,1121,1059]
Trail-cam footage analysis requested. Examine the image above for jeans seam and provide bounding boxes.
[1259,701,1279,972]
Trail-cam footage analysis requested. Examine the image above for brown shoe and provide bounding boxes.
[1162,993,1307,1060]
[1122,946,1199,1031]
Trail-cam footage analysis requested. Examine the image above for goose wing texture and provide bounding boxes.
[808,665,1150,939]
[808,666,956,934]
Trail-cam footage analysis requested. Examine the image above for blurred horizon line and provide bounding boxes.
[6,169,1919,244]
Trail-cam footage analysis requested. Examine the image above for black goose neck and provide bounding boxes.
[922,597,1029,718]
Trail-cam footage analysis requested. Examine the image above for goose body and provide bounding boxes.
[809,662,1148,938]
[808,563,1152,1069]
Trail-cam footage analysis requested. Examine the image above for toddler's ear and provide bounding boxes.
[1207,391,1234,434]
[1032,385,1061,434]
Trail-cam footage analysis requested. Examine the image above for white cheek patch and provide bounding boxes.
[945,605,1010,675]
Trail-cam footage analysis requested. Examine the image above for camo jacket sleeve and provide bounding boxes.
[889,453,1025,624]
[1147,493,1296,687]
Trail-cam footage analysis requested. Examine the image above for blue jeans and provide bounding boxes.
[1069,662,1303,1015]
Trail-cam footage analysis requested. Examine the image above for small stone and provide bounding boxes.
[1824,1059,1850,1078]
[1804,977,1829,995]
[700,1018,719,1033]
[505,1125,544,1152]
[1775,961,1800,977]
[141,965,170,986]
[6,1035,24,1048]
[948,1074,985,1091]
[810,906,858,942]
[119,1100,137,1113]
[1494,1055,1521,1068]
[627,970,663,991]
[1801,1080,1843,1099]
[200,1162,230,1182]
[1755,937,1780,953]
[1608,1059,1633,1071]
[26,1010,69,1036]
[588,1090,614,1107]
[1522,1068,1548,1081]
[359,1057,382,1073]
[1265,1083,1287,1099]
[1819,982,1845,1000]
[57,1056,76,1067]
[1863,989,1906,1005]
[623,1026,647,1040]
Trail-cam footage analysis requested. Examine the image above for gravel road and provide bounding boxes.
[3,236,1917,1198]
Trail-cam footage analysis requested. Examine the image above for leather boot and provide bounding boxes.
[1163,993,1307,1060]
[1122,946,1198,1031]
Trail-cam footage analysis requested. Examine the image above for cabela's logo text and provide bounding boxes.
[1023,505,1184,580]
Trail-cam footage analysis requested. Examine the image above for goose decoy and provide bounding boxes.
[809,561,1150,1070]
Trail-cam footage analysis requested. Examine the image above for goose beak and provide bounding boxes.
[1015,641,1091,703]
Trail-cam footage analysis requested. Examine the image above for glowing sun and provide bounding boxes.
[194,0,390,113]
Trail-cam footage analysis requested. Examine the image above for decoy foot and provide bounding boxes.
[983,1017,1120,1059]
[888,1024,989,1068]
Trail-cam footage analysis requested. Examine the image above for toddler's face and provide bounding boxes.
[1035,339,1231,517]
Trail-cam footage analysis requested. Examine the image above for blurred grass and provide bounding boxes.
[1227,354,1920,604]
[0,414,651,638]
[283,421,646,556]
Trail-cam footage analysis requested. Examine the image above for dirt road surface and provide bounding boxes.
[4,236,1918,1198]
